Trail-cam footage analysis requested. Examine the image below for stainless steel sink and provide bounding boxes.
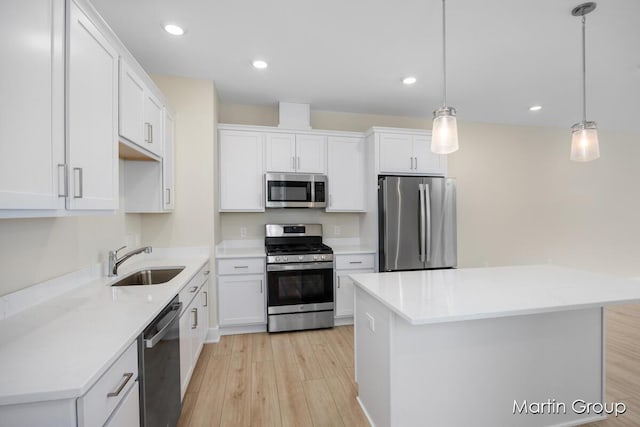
[111,267,185,286]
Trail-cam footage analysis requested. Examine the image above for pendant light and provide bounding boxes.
[431,0,459,154]
[570,2,600,162]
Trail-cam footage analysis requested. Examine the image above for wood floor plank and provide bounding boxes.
[326,374,369,427]
[303,378,344,427]
[251,360,282,427]
[212,334,235,357]
[177,391,197,427]
[232,333,253,358]
[189,355,230,427]
[252,332,273,362]
[289,331,324,381]
[220,353,252,426]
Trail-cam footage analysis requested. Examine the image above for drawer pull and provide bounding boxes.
[107,372,133,398]
[203,270,211,275]
[234,266,249,269]
[189,286,198,293]
[191,308,198,329]
[349,261,363,264]
[203,291,208,307]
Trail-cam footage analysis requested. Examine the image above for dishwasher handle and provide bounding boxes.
[145,302,181,349]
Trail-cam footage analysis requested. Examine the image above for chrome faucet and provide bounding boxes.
[108,246,152,277]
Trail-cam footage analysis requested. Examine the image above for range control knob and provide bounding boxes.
[313,255,319,261]
[275,256,281,262]
[298,255,304,261]
[321,255,326,260]
[283,256,288,261]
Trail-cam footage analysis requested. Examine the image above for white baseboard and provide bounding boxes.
[219,324,267,336]
[334,316,354,326]
[357,396,375,427]
[205,326,220,343]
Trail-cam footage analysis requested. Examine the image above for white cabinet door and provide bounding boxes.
[163,110,176,210]
[179,307,193,399]
[336,269,374,318]
[326,136,365,211]
[219,130,264,211]
[218,275,266,326]
[295,134,326,173]
[119,62,145,147]
[378,133,413,173]
[0,0,65,210]
[265,133,295,172]
[104,381,140,427]
[67,1,119,210]
[412,135,445,175]
[144,92,163,156]
[199,281,210,343]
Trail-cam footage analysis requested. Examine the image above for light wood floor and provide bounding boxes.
[179,306,640,427]
[178,325,369,427]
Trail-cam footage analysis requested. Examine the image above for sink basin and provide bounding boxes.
[111,267,185,286]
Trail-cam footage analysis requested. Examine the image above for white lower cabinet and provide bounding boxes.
[104,381,140,427]
[217,257,266,328]
[178,264,210,399]
[334,254,376,320]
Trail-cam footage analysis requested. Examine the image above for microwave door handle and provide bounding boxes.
[419,183,426,263]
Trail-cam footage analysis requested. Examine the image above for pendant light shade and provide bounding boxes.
[570,121,599,161]
[431,0,459,155]
[432,107,459,154]
[570,2,599,162]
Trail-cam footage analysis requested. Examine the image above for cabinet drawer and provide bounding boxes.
[178,263,210,309]
[217,258,265,275]
[77,340,138,427]
[335,254,375,270]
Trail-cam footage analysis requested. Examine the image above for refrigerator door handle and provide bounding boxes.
[425,183,431,263]
[418,183,426,263]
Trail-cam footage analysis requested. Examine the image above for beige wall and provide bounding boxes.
[0,162,142,296]
[141,76,215,249]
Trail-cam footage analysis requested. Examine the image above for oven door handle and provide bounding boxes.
[267,262,333,272]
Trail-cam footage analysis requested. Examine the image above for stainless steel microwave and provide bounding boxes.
[265,173,327,208]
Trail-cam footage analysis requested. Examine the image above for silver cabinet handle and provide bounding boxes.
[149,123,153,144]
[73,167,83,198]
[234,265,249,269]
[57,164,68,197]
[203,270,210,276]
[203,291,208,307]
[415,156,418,170]
[337,276,341,289]
[349,261,363,264]
[107,372,133,398]
[291,156,295,170]
[189,286,198,293]
[144,122,151,143]
[410,157,413,170]
[165,188,170,205]
[329,194,333,208]
[296,156,300,170]
[260,280,263,294]
[191,308,198,329]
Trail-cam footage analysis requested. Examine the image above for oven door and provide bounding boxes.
[266,262,334,313]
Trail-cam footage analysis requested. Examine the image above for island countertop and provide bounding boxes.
[349,265,640,325]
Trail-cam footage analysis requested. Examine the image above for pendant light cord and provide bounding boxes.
[581,15,587,122]
[442,0,447,107]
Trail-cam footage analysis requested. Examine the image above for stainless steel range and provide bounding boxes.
[265,224,334,332]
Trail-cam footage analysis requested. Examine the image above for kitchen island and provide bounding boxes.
[349,265,640,427]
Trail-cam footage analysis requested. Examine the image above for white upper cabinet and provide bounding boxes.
[265,133,326,173]
[219,129,264,211]
[67,0,119,210]
[326,136,366,211]
[378,131,446,176]
[163,110,176,210]
[119,61,163,157]
[0,0,65,211]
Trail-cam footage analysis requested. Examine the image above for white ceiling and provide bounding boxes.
[91,0,640,133]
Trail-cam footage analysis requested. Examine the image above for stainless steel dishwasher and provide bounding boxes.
[138,296,182,427]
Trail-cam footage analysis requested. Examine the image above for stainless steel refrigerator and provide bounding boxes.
[378,175,457,271]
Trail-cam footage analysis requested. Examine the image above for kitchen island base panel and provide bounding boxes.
[355,287,606,427]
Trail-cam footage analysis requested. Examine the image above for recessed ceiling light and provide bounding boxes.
[252,60,268,70]
[164,24,185,36]
[402,76,417,85]
[529,105,542,111]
